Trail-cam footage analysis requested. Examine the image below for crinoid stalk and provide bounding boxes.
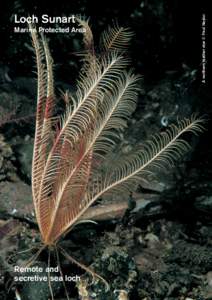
[25,17,204,299]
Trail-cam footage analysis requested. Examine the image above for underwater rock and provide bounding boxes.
[0,134,17,181]
[14,135,33,181]
[79,245,138,299]
[0,180,33,218]
[17,262,61,300]
[0,64,11,83]
[195,195,212,213]
[166,240,212,274]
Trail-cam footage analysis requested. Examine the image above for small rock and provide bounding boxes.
[207,272,212,287]
[144,232,160,248]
